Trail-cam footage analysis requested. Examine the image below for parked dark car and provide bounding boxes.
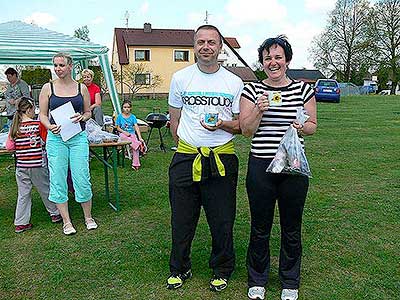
[314,79,340,103]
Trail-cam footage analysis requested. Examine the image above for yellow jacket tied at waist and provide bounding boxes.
[176,139,235,182]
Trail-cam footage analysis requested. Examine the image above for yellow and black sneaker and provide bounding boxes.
[209,276,228,292]
[166,270,192,290]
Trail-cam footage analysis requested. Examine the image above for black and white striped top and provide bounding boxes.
[241,80,314,159]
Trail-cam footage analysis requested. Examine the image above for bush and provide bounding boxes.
[21,68,52,86]
[89,66,103,88]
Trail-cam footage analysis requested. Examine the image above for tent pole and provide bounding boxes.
[99,54,121,114]
[120,65,123,100]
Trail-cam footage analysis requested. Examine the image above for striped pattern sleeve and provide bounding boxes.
[302,82,315,104]
[241,82,258,103]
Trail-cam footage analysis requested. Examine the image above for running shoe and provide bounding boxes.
[209,276,228,292]
[15,223,33,233]
[166,270,192,289]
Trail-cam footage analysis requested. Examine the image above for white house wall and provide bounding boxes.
[219,43,245,67]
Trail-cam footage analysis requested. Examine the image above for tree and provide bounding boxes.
[251,62,267,80]
[349,62,371,85]
[21,67,52,85]
[376,63,392,91]
[114,63,162,99]
[87,66,105,91]
[309,0,372,82]
[368,0,400,94]
[254,69,267,81]
[73,25,90,42]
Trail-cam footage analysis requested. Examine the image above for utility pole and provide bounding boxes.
[204,10,210,24]
[120,10,132,99]
[124,10,130,28]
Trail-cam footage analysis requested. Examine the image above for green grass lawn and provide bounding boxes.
[0,95,399,300]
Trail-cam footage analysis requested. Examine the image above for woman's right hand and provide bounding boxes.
[49,124,61,134]
[256,92,270,112]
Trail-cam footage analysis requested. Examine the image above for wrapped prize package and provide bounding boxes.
[266,107,312,177]
[85,119,119,144]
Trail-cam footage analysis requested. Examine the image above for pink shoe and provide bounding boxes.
[50,214,62,223]
[15,223,33,233]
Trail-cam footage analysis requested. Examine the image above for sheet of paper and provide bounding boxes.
[50,102,82,142]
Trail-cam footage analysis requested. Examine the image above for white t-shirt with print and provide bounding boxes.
[168,64,243,147]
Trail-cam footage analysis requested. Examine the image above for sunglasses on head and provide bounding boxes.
[261,37,286,49]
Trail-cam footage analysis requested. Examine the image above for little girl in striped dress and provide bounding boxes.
[6,97,61,233]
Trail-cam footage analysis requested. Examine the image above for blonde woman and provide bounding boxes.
[81,68,104,126]
[39,53,97,235]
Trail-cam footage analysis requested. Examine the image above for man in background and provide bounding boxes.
[4,67,30,125]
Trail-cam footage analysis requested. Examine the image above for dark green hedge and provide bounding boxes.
[21,66,104,90]
[21,68,52,86]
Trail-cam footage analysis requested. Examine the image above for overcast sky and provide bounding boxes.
[1,0,338,79]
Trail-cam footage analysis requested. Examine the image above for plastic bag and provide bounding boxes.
[85,119,119,144]
[266,107,312,177]
[0,132,8,149]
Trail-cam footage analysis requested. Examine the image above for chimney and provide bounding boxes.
[144,23,152,33]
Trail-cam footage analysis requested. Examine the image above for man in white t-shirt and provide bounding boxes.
[167,25,244,292]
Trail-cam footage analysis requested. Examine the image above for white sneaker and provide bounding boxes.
[248,286,265,300]
[63,222,77,235]
[85,218,98,230]
[281,289,298,300]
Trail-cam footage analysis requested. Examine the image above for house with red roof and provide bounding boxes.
[112,23,256,97]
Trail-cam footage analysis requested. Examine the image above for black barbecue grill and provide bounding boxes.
[145,112,168,152]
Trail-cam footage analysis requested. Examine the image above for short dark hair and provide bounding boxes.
[195,24,223,45]
[122,100,132,107]
[258,35,293,64]
[5,67,18,76]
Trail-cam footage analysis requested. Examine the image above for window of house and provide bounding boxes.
[174,50,189,62]
[135,50,150,61]
[135,73,151,85]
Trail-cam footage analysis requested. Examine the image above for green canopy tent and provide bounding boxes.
[0,21,121,114]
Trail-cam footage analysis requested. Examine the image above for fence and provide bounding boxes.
[338,83,378,96]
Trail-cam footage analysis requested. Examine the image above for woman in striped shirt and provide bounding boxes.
[240,36,317,300]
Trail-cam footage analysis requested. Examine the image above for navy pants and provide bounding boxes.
[169,152,238,279]
[246,155,309,289]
